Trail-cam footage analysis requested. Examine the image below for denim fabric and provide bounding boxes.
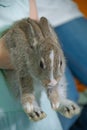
[55,17,87,130]
[55,17,87,85]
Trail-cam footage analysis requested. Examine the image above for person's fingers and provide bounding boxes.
[29,0,39,21]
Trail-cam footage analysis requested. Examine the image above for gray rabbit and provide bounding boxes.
[3,17,80,121]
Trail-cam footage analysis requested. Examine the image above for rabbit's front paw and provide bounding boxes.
[58,99,80,118]
[23,102,46,121]
[29,106,47,121]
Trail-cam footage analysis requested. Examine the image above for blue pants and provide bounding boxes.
[55,17,87,130]
[55,17,87,85]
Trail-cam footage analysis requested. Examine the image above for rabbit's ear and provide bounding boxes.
[40,17,58,43]
[27,18,44,47]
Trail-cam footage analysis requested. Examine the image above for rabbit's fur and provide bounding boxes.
[3,17,80,121]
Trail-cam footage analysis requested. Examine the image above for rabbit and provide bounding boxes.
[3,17,80,121]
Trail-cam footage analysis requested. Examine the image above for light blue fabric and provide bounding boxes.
[0,0,29,30]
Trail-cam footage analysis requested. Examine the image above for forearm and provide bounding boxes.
[29,0,39,21]
[0,38,13,69]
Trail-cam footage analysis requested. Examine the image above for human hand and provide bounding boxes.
[0,37,13,69]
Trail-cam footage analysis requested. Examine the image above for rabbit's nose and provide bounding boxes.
[48,79,57,87]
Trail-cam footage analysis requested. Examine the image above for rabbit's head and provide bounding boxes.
[27,17,66,88]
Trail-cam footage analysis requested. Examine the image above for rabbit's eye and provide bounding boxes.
[40,58,46,69]
[40,61,44,69]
